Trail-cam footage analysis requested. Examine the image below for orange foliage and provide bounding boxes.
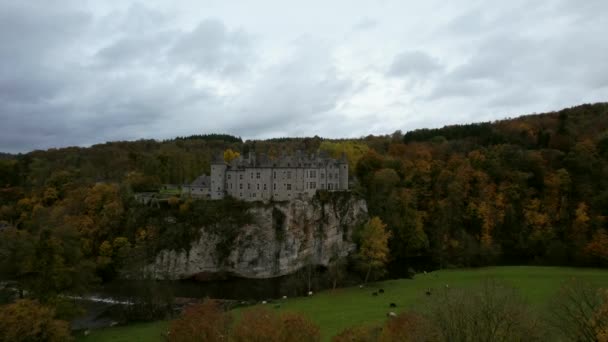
[0,299,72,342]
[379,312,438,342]
[585,229,608,264]
[332,325,380,342]
[231,307,320,342]
[168,300,231,342]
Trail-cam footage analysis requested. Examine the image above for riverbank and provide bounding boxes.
[75,266,608,341]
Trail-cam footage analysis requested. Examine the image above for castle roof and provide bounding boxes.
[225,151,347,169]
[190,174,210,188]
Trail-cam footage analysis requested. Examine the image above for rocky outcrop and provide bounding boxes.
[148,195,367,279]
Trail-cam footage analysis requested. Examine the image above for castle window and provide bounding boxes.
[328,183,333,190]
[239,174,243,180]
[227,174,231,180]
[329,173,333,180]
[253,193,256,198]
[257,184,260,190]
[310,170,316,178]
[230,183,232,189]
[250,172,253,179]
[321,183,325,189]
[248,184,251,190]
[321,173,324,178]
[310,182,316,189]
[256,172,260,179]
[287,184,292,190]
[239,184,243,190]
[240,192,242,197]
[273,183,276,190]
[287,171,292,179]
[264,184,267,190]
[273,171,276,179]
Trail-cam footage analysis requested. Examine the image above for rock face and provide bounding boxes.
[148,196,368,280]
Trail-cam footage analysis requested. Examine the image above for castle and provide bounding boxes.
[183,151,349,201]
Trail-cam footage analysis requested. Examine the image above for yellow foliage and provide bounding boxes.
[359,217,391,282]
[319,141,369,169]
[223,149,240,163]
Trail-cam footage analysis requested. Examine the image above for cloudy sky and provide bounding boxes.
[1,0,607,153]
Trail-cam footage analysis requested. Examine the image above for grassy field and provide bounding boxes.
[76,266,608,341]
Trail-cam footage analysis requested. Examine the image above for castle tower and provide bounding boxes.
[210,153,227,199]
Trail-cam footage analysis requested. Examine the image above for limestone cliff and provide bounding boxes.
[148,195,367,280]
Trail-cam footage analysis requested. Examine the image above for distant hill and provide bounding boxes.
[0,152,15,160]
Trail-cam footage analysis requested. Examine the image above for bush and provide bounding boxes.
[168,300,231,342]
[280,312,321,342]
[549,280,608,341]
[425,279,542,342]
[231,307,320,342]
[0,299,72,342]
[379,312,439,342]
[332,325,381,342]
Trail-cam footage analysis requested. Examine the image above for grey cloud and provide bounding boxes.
[169,19,253,74]
[388,51,442,77]
[1,0,607,153]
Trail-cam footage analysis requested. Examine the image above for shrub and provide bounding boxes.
[168,300,231,342]
[379,312,439,342]
[549,280,608,341]
[332,325,381,342]
[231,307,283,342]
[0,299,72,342]
[425,279,542,342]
[279,312,321,342]
[231,307,320,342]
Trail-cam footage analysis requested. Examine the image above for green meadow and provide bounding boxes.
[76,266,608,341]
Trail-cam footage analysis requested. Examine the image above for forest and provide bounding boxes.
[1,103,608,329]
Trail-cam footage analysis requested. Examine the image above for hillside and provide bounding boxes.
[1,103,608,288]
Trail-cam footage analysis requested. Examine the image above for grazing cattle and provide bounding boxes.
[387,311,397,317]
[379,289,385,294]
[359,285,364,288]
[262,300,267,304]
[84,330,90,336]
[389,303,397,308]
[282,295,287,299]
[308,291,314,296]
[372,292,378,296]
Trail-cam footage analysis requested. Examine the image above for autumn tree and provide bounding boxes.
[223,148,240,163]
[357,217,391,283]
[585,229,608,265]
[0,300,72,342]
[571,202,591,258]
